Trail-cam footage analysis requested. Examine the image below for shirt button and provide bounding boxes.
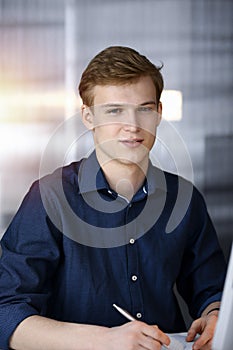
[129,238,135,244]
[132,275,137,281]
[136,313,142,319]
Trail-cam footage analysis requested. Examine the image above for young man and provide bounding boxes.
[0,46,226,350]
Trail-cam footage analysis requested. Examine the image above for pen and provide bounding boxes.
[113,303,136,321]
[113,304,170,349]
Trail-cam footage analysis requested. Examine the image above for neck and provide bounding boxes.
[97,156,149,201]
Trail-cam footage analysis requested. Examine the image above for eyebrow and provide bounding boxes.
[140,101,157,106]
[101,104,124,108]
[100,101,157,108]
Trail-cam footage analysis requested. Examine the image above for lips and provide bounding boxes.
[119,138,144,148]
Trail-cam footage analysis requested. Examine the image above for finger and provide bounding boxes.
[186,319,202,341]
[192,327,213,350]
[193,339,212,350]
[142,324,170,347]
[139,335,163,350]
[186,328,197,341]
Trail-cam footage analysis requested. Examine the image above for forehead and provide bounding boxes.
[92,76,156,106]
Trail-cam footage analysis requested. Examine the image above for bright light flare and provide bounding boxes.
[0,88,81,121]
[160,90,182,121]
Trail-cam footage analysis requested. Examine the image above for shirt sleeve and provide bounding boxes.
[0,180,61,350]
[176,186,227,319]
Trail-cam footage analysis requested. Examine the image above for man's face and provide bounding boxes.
[82,76,162,167]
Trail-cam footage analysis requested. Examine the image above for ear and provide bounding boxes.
[157,101,162,125]
[81,105,94,130]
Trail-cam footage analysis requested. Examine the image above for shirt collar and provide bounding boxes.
[78,151,167,196]
[146,160,167,194]
[78,151,110,194]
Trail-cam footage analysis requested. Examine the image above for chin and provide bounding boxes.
[116,152,149,166]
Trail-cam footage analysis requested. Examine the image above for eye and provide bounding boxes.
[137,106,153,113]
[106,108,124,115]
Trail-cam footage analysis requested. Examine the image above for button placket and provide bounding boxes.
[125,198,144,323]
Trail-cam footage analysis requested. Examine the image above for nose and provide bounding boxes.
[123,109,140,132]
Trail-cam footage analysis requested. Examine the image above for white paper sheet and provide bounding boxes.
[167,333,194,350]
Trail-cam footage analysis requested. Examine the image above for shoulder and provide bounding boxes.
[15,159,84,215]
[163,169,204,202]
[150,165,207,215]
[42,159,83,184]
[35,159,84,192]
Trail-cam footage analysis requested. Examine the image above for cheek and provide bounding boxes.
[95,124,119,136]
[93,125,120,144]
[144,130,157,149]
[142,123,157,138]
[139,117,158,133]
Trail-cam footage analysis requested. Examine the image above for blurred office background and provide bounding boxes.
[0,0,232,261]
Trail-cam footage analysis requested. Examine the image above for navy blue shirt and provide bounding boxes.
[0,152,226,349]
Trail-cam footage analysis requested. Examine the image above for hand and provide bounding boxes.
[186,312,219,350]
[97,321,170,350]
